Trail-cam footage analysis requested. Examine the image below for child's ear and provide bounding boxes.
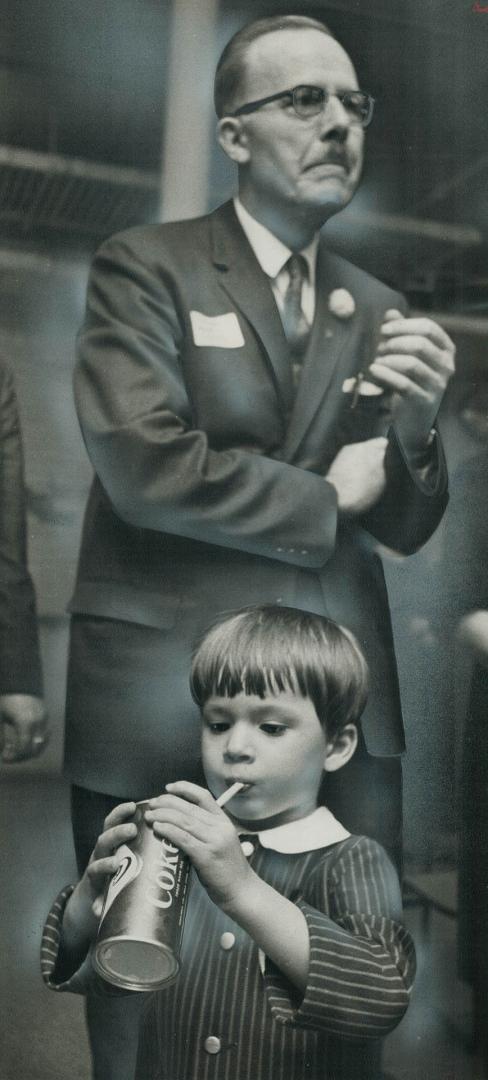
[323,724,358,773]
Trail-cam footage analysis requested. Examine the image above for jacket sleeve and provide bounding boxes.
[351,284,448,555]
[360,424,449,555]
[263,837,416,1040]
[0,363,42,695]
[41,886,126,998]
[74,234,337,571]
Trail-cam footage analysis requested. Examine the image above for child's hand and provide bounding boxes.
[84,802,139,918]
[63,802,138,950]
[145,782,253,911]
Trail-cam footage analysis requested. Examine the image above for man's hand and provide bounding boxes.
[0,693,50,763]
[146,781,253,911]
[325,437,387,516]
[368,309,455,455]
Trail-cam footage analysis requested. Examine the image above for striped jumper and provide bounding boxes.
[41,808,416,1080]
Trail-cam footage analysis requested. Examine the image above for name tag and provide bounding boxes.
[190,310,245,349]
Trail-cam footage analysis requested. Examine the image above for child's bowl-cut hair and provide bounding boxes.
[191,606,369,740]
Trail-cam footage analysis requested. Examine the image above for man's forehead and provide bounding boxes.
[242,28,358,96]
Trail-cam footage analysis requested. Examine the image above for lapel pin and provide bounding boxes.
[328,288,356,320]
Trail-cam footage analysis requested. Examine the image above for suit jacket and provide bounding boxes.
[0,360,42,695]
[65,201,448,796]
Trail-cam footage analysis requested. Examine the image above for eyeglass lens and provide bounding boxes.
[293,87,372,126]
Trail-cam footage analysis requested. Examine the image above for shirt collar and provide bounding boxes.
[234,196,319,285]
[239,806,350,854]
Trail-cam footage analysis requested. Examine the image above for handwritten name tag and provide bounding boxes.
[190,310,245,349]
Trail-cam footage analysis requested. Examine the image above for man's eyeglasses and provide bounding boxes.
[229,84,375,129]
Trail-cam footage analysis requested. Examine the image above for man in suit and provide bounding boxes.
[65,15,454,1078]
[0,358,47,762]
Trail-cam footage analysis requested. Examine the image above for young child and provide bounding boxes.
[42,606,415,1080]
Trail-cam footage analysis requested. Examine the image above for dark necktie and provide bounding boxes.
[281,253,311,388]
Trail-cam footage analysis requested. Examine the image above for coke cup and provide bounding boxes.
[93,800,190,991]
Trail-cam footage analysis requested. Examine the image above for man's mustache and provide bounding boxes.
[304,149,351,171]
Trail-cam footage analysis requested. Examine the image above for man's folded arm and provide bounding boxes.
[75,236,338,570]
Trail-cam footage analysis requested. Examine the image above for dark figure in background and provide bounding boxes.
[64,15,454,1079]
[0,359,48,762]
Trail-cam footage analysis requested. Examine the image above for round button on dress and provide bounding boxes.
[240,840,254,858]
[220,931,236,951]
[204,1036,221,1055]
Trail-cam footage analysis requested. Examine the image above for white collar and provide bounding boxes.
[234,196,319,285]
[239,806,350,854]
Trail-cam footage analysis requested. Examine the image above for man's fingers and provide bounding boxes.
[369,356,446,395]
[0,695,50,763]
[29,721,51,758]
[376,334,451,374]
[1,722,50,763]
[380,315,455,357]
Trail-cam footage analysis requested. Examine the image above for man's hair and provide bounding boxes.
[190,605,368,740]
[214,15,335,119]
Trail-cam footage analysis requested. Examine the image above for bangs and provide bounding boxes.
[190,607,368,735]
[192,645,325,705]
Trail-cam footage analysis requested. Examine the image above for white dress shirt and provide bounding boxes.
[234,197,319,325]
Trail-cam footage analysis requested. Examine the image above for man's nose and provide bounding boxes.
[318,94,351,141]
[223,724,254,761]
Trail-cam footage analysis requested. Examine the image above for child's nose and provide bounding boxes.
[223,725,254,761]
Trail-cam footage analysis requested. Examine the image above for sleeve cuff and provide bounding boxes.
[261,901,415,1039]
[41,886,125,997]
[387,425,445,497]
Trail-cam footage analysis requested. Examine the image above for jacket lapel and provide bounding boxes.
[209,203,295,414]
[282,243,366,461]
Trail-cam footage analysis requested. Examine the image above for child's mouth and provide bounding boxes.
[224,778,253,794]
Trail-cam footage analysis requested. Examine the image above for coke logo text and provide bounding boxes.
[148,838,180,910]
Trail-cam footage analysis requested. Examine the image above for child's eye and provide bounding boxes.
[260,723,287,736]
[207,721,230,733]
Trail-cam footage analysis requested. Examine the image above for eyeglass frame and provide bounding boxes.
[228,84,375,129]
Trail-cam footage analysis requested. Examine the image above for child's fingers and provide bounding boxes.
[149,818,202,859]
[102,801,137,832]
[87,853,124,881]
[92,896,104,919]
[149,805,237,850]
[92,821,138,860]
[150,781,215,810]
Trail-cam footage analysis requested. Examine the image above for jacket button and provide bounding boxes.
[220,931,236,950]
[240,840,254,857]
[204,1036,221,1055]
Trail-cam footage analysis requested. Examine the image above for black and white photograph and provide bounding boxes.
[0,2,487,1078]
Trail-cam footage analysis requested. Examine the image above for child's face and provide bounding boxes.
[202,688,335,829]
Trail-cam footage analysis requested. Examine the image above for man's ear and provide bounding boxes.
[217,117,250,164]
[323,724,358,773]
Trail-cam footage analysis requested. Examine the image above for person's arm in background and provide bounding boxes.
[0,361,49,762]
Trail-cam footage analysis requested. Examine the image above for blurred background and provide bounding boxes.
[0,0,487,1077]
